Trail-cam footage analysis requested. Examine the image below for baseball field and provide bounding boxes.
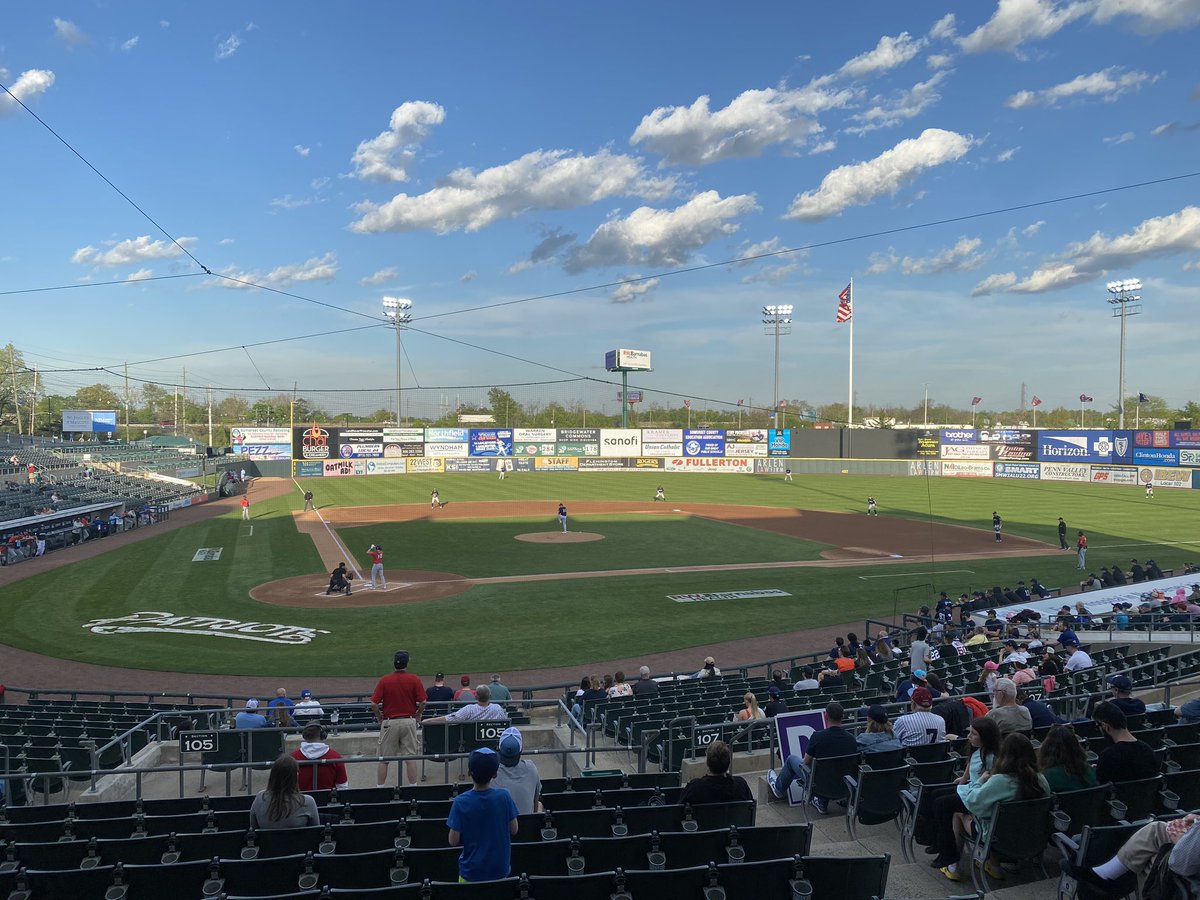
[0,471,1195,678]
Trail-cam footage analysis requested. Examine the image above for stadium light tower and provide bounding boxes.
[382,297,413,425]
[762,305,793,429]
[1106,278,1142,429]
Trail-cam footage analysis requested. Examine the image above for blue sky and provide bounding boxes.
[2,1,1199,416]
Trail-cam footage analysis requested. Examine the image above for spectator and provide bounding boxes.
[370,650,426,787]
[832,648,856,673]
[1064,641,1095,673]
[448,748,519,884]
[1067,812,1200,897]
[893,688,947,747]
[268,688,295,727]
[696,656,721,679]
[768,702,857,812]
[249,755,320,830]
[493,726,541,816]
[1177,699,1200,724]
[828,637,846,660]
[873,634,894,662]
[1093,701,1158,784]
[681,740,753,804]
[1020,689,1064,729]
[857,705,902,754]
[854,647,872,674]
[424,685,507,724]
[1037,724,1097,793]
[293,690,324,723]
[1110,564,1127,585]
[1106,674,1146,719]
[734,692,765,722]
[965,626,989,648]
[908,627,931,673]
[632,666,659,698]
[606,671,632,698]
[770,668,789,691]
[571,676,606,723]
[793,667,820,692]
[762,686,788,718]
[986,678,1033,736]
[1010,658,1037,688]
[235,699,269,729]
[291,723,349,792]
[454,676,476,704]
[1030,578,1051,599]
[980,660,1000,695]
[927,717,1002,869]
[426,673,454,705]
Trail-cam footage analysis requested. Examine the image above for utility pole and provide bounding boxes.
[207,387,213,447]
[181,367,187,438]
[30,368,38,436]
[9,346,22,436]
[173,384,178,436]
[124,361,131,442]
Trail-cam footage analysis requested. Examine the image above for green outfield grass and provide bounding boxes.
[0,472,1195,677]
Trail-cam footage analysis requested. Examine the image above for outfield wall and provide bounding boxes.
[224,425,1199,489]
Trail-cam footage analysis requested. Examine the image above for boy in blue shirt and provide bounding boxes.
[448,747,519,883]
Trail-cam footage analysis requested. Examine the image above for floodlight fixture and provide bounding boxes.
[382,296,414,424]
[1105,278,1143,429]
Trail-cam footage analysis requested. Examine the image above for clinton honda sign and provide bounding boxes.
[1037,431,1114,464]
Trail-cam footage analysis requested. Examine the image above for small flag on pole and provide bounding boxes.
[737,399,743,406]
[1137,392,1149,403]
[683,399,690,408]
[1031,396,1042,407]
[971,396,982,406]
[1079,394,1093,403]
[836,284,852,323]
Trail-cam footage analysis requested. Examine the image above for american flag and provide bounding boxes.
[683,399,690,408]
[1031,396,1042,407]
[1138,392,1149,403]
[836,284,852,323]
[971,396,982,406]
[737,399,743,406]
[1080,394,1093,403]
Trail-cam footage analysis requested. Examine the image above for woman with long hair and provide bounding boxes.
[855,647,872,673]
[734,692,765,721]
[873,637,894,662]
[857,705,901,753]
[927,717,1002,869]
[249,755,320,830]
[608,671,633,698]
[1038,725,1098,792]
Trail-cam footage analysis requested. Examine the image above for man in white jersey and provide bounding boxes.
[892,688,946,746]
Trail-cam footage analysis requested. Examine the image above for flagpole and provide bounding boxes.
[972,403,976,429]
[847,277,854,428]
[1135,402,1139,430]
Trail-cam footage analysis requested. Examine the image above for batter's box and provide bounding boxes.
[366,583,408,592]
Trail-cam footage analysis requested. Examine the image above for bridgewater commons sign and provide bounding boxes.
[82,612,329,645]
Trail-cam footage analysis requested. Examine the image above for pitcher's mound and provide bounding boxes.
[515,532,604,544]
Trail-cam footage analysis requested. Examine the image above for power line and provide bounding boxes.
[405,325,588,380]
[0,272,205,298]
[206,272,385,323]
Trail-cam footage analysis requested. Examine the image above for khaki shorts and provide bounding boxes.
[378,717,419,757]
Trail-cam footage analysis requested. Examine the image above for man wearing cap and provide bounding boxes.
[892,688,947,746]
[1010,657,1037,688]
[985,678,1033,736]
[448,747,519,884]
[858,705,902,753]
[1077,530,1088,569]
[293,690,324,723]
[763,686,788,718]
[632,666,659,698]
[1107,675,1146,719]
[370,651,427,787]
[423,684,507,725]
[292,722,349,792]
[696,656,721,678]
[768,702,856,813]
[368,544,386,591]
[493,726,542,815]
[1064,641,1095,673]
[426,674,454,706]
[682,740,753,805]
[454,676,477,704]
[235,699,269,729]
[1057,624,1080,648]
[488,674,512,705]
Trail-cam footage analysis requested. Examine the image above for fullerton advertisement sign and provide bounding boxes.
[83,612,329,645]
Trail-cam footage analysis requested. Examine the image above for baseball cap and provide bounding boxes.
[300,690,312,699]
[704,656,715,666]
[498,726,523,765]
[768,685,781,698]
[912,688,933,708]
[468,747,500,781]
[867,704,888,724]
[912,669,927,681]
[393,650,409,669]
[245,699,259,710]
[1108,674,1133,692]
[983,661,999,671]
[460,675,471,687]
[434,673,445,682]
[1013,658,1027,668]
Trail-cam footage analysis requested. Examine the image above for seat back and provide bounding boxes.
[801,853,890,900]
[688,800,756,831]
[1052,783,1113,834]
[851,765,910,826]
[730,824,812,862]
[717,857,805,900]
[908,758,957,785]
[1110,775,1163,821]
[810,753,861,802]
[904,742,952,764]
[983,795,1055,863]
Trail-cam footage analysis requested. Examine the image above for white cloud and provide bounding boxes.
[269,194,317,210]
[784,128,973,221]
[839,32,925,78]
[979,205,1200,294]
[564,190,757,273]
[1005,66,1157,108]
[349,101,445,182]
[160,20,170,28]
[1104,131,1137,143]
[740,263,798,284]
[1024,220,1046,236]
[218,238,235,246]
[509,227,577,273]
[0,69,55,116]
[1152,120,1200,135]
[1092,0,1200,31]
[845,71,949,134]
[360,266,399,286]
[996,147,1019,161]
[459,270,477,283]
[52,17,89,45]
[72,234,197,267]
[1184,258,1200,271]
[351,149,675,234]
[218,252,339,288]
[809,139,837,154]
[629,83,853,166]
[960,0,1091,54]
[294,144,311,157]
[930,13,958,40]
[611,276,660,303]
[927,53,956,69]
[120,36,139,52]
[971,272,1018,296]
[215,33,241,60]
[866,249,899,274]
[869,237,986,275]
[311,176,330,190]
[125,268,153,281]
[731,237,783,267]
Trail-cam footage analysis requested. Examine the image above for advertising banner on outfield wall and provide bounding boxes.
[634,457,663,470]
[294,424,336,460]
[991,443,1035,461]
[916,434,939,457]
[683,429,725,457]
[666,457,752,472]
[513,428,556,443]
[941,460,993,477]
[338,442,383,459]
[726,429,768,444]
[469,429,514,456]
[557,428,599,443]
[556,441,599,456]
[941,429,977,444]
[365,459,407,475]
[383,428,424,443]
[425,442,469,458]
[1194,470,1200,489]
[1172,430,1200,448]
[337,429,384,459]
[515,442,556,457]
[323,459,364,477]
[579,458,631,471]
[243,444,292,460]
[643,428,682,443]
[407,458,444,473]
[941,444,990,460]
[398,443,425,457]
[1180,449,1200,467]
[1040,462,1090,482]
[1038,431,1115,464]
[445,458,495,472]
[757,459,790,474]
[535,457,578,471]
[232,427,292,461]
[768,430,791,456]
[294,461,324,478]
[1134,430,1170,449]
[725,442,767,457]
[600,429,642,457]
[978,429,1033,444]
[909,460,942,476]
[642,442,682,457]
[425,427,469,443]
[1134,448,1178,466]
[994,462,1040,479]
[1112,431,1133,464]
[1090,466,1138,485]
[1141,467,1191,488]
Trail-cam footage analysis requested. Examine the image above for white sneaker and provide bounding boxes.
[767,769,785,799]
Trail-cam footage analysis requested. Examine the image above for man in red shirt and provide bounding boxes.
[241,496,250,520]
[371,650,426,786]
[291,723,349,792]
[368,544,386,591]
[1076,531,1088,569]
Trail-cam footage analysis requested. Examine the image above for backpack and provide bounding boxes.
[1142,844,1185,900]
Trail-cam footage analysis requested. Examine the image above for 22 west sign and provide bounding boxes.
[82,612,329,645]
